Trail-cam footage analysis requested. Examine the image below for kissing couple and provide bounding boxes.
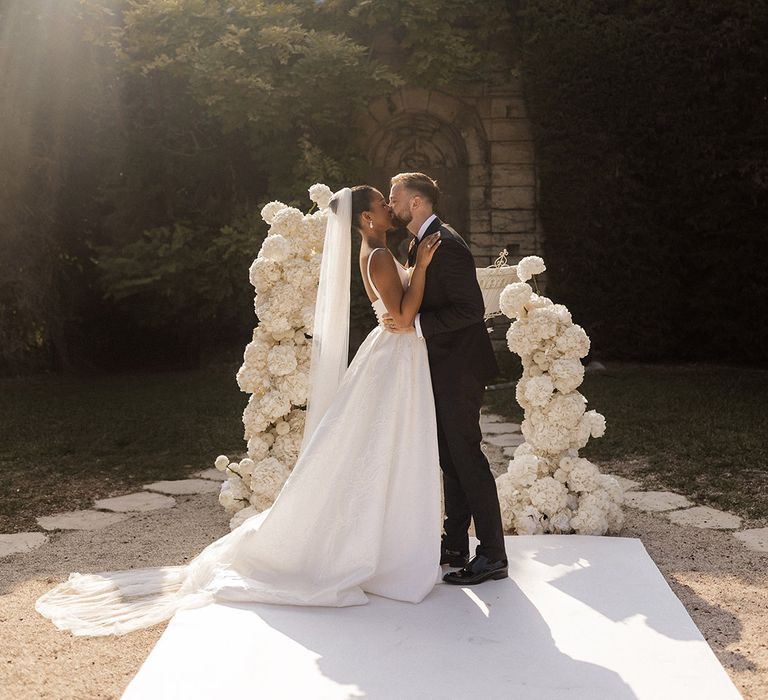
[35,172,508,637]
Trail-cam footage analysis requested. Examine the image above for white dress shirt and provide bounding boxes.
[413,214,437,339]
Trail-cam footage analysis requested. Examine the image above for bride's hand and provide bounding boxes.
[382,313,415,333]
[415,232,442,268]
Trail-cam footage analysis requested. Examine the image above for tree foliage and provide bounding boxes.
[519,0,768,362]
[0,0,515,373]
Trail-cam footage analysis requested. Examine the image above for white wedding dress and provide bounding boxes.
[35,247,443,636]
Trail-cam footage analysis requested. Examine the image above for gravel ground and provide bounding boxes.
[1,466,766,699]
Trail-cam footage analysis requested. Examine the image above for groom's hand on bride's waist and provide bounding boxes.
[382,313,415,334]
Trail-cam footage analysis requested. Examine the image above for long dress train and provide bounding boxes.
[35,251,442,636]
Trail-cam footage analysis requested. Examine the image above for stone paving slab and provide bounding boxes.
[193,468,227,482]
[0,532,48,558]
[143,479,220,495]
[484,433,526,448]
[479,413,505,424]
[94,492,176,513]
[625,491,694,512]
[666,506,742,530]
[733,527,768,553]
[36,509,133,531]
[481,422,521,434]
[604,475,642,492]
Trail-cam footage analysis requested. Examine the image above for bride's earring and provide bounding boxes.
[369,220,373,229]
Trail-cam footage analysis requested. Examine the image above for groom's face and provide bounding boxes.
[388,183,413,226]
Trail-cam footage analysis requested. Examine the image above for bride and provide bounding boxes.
[35,186,445,636]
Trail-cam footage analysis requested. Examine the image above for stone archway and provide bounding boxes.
[366,111,469,237]
[358,88,491,261]
[357,85,541,269]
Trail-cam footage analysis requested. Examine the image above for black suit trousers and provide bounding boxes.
[432,370,507,563]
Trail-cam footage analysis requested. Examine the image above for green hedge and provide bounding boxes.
[519,0,768,363]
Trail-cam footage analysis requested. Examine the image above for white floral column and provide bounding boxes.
[213,184,333,529]
[494,256,624,536]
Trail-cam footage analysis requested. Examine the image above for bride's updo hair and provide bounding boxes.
[329,185,378,234]
[350,186,378,234]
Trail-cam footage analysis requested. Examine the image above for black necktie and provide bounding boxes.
[407,235,419,267]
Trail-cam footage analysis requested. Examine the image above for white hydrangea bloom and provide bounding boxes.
[214,454,229,471]
[218,481,239,513]
[499,282,533,319]
[516,255,546,282]
[239,369,271,397]
[526,307,559,342]
[514,505,545,535]
[300,210,328,253]
[597,473,624,503]
[283,258,320,296]
[301,305,315,335]
[515,376,533,411]
[523,374,555,407]
[278,371,309,406]
[237,458,256,480]
[545,392,587,429]
[526,293,553,311]
[495,472,523,532]
[260,234,291,263]
[507,454,539,488]
[246,435,271,462]
[550,303,573,326]
[218,474,250,514]
[507,320,539,356]
[584,410,606,437]
[259,389,291,422]
[243,396,270,438]
[267,344,298,376]
[567,459,601,492]
[555,323,590,358]
[273,431,301,466]
[288,407,305,425]
[521,413,572,454]
[549,508,573,533]
[549,357,585,394]
[571,493,610,535]
[528,476,569,517]
[260,200,287,225]
[249,457,290,512]
[270,207,304,237]
[308,183,333,209]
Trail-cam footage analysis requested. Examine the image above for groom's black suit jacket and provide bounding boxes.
[411,216,499,384]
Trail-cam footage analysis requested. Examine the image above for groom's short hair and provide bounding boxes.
[390,172,440,206]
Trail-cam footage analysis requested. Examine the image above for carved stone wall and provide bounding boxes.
[357,79,543,269]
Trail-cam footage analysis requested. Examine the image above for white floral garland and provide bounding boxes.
[212,183,333,530]
[495,256,625,535]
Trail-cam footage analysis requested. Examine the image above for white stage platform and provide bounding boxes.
[121,535,742,700]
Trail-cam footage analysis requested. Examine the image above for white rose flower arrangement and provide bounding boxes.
[215,184,332,529]
[495,256,624,536]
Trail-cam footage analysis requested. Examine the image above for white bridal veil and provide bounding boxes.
[301,186,351,451]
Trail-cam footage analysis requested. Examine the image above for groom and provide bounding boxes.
[384,172,508,585]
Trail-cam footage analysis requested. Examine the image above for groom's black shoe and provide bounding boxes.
[442,554,508,585]
[440,548,469,567]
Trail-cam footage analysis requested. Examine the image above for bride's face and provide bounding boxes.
[363,191,395,233]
